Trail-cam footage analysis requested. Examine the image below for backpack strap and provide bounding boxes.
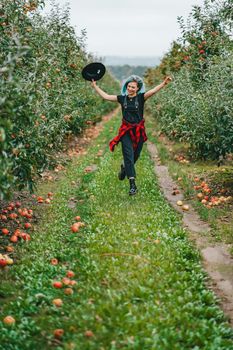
[123,95,128,109]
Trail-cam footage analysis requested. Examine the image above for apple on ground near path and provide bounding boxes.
[182,204,189,211]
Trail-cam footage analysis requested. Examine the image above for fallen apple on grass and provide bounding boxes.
[54,329,64,338]
[50,258,59,265]
[64,288,73,295]
[52,281,63,289]
[10,235,18,243]
[85,330,94,338]
[0,259,7,267]
[1,228,9,235]
[69,280,77,286]
[24,222,32,229]
[62,277,71,286]
[5,246,14,253]
[37,196,44,203]
[66,270,75,278]
[3,316,16,326]
[21,233,31,241]
[52,298,63,307]
[71,223,80,233]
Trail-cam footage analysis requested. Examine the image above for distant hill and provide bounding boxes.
[102,55,160,67]
[102,56,160,82]
[107,65,149,82]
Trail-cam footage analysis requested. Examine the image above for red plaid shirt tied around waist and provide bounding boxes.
[109,119,147,152]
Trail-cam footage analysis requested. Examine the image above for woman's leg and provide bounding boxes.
[134,136,144,164]
[121,132,135,178]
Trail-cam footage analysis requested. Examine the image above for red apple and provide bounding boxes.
[53,281,63,289]
[3,316,15,325]
[1,228,9,235]
[66,270,75,278]
[0,259,7,267]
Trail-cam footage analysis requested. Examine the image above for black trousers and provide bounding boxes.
[121,131,144,178]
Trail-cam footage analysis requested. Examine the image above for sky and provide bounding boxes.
[43,0,205,59]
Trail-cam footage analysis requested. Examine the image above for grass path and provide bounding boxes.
[0,111,233,349]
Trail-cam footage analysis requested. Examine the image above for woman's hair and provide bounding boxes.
[121,75,145,95]
[126,76,143,89]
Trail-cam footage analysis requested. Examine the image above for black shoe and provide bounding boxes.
[118,164,126,180]
[129,178,137,195]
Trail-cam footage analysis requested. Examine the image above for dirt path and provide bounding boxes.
[147,141,233,326]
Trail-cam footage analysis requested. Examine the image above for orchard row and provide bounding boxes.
[145,0,233,161]
[0,0,119,199]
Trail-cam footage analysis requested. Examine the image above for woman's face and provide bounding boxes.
[126,81,139,97]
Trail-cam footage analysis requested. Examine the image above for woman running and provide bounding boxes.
[91,75,171,195]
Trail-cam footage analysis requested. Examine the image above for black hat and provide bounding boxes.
[81,62,106,81]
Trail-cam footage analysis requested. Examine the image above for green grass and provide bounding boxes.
[0,113,233,349]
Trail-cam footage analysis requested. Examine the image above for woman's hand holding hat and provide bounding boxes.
[91,79,97,87]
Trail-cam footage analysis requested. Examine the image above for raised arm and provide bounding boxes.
[144,76,172,101]
[91,80,118,102]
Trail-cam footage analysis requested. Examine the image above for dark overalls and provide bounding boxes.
[109,93,147,179]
